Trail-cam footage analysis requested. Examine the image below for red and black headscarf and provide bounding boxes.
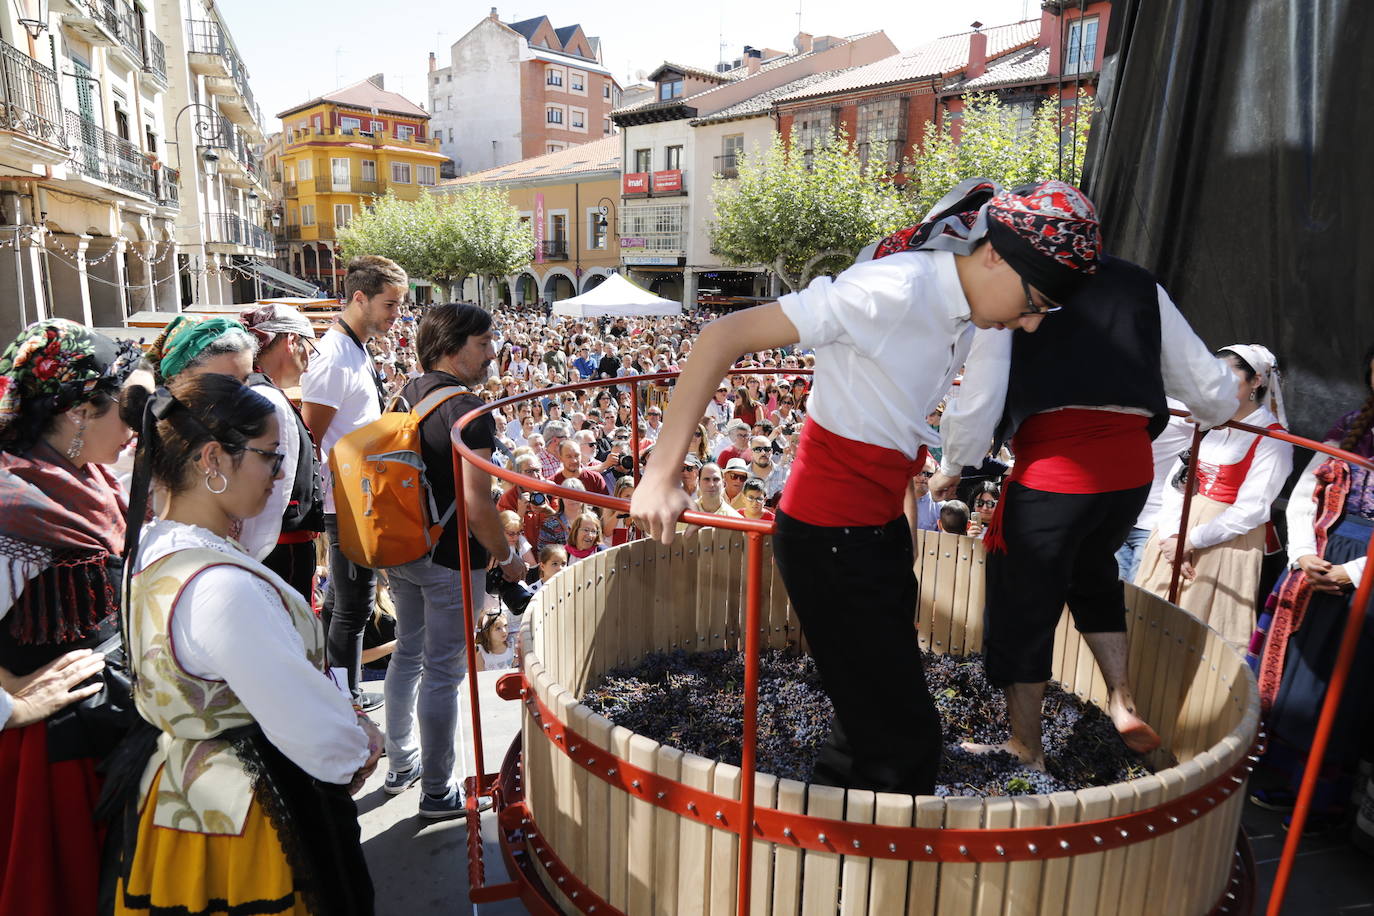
[872,178,1102,304]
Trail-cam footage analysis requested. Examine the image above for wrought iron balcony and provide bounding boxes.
[0,39,68,151]
[313,174,385,195]
[283,223,301,240]
[154,164,179,208]
[541,240,569,260]
[713,154,738,178]
[205,211,272,252]
[112,0,140,63]
[141,28,166,83]
[65,110,154,198]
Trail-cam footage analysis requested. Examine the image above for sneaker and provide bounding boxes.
[1249,787,1297,812]
[383,763,422,796]
[356,691,384,713]
[417,786,495,821]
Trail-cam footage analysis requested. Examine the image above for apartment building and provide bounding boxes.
[277,77,445,297]
[427,9,621,177]
[610,31,896,306]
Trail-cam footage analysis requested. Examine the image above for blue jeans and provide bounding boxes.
[383,557,484,796]
[1115,526,1151,582]
[323,515,376,699]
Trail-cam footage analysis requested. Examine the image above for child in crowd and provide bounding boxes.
[499,509,536,566]
[474,611,515,671]
[940,500,971,535]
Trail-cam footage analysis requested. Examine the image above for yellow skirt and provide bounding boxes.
[116,764,310,915]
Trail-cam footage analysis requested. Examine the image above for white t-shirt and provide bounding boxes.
[300,328,382,514]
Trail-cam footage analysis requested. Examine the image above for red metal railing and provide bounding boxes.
[444,370,1373,916]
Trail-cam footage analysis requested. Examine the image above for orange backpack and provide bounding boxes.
[328,386,468,569]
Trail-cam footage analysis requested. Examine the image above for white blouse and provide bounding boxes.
[1286,448,1369,585]
[1154,406,1293,550]
[137,520,369,784]
[237,383,303,562]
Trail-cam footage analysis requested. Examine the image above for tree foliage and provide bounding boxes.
[708,131,909,292]
[708,92,1096,291]
[338,187,533,296]
[903,91,1096,217]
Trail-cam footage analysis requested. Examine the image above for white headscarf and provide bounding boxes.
[1221,343,1287,426]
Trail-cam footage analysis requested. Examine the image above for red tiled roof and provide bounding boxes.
[279,78,428,119]
[776,19,1039,104]
[440,135,619,186]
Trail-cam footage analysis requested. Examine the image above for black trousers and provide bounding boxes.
[263,539,317,608]
[983,482,1149,688]
[322,515,376,698]
[772,509,942,795]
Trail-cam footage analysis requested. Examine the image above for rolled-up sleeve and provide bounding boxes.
[940,328,1012,475]
[174,566,369,784]
[1158,286,1238,429]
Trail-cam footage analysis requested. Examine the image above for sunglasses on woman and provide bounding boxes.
[243,445,286,476]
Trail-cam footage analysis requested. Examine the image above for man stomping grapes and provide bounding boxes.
[633,179,1101,796]
[933,247,1239,769]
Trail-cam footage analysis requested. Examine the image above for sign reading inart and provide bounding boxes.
[624,256,678,266]
[623,172,649,194]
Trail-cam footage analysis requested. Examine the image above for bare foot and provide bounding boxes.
[1107,691,1161,754]
[960,739,1046,772]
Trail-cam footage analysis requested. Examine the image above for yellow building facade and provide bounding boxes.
[438,134,620,305]
[276,77,445,295]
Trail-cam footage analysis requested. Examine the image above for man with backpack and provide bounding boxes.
[380,303,526,818]
[302,255,405,711]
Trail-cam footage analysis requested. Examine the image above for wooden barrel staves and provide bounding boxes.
[512,528,1260,915]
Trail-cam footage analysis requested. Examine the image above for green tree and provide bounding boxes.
[903,90,1095,218]
[338,187,533,302]
[708,131,910,292]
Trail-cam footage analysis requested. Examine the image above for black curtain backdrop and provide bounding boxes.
[1083,0,1374,439]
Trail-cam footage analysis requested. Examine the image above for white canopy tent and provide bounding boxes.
[550,272,682,318]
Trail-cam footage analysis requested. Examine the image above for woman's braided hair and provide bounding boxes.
[1339,344,1374,452]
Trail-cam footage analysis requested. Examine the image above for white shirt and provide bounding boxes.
[1153,406,1293,550]
[1133,398,1195,532]
[137,520,369,784]
[778,249,975,459]
[939,284,1240,475]
[704,397,733,428]
[1286,448,1368,584]
[300,328,382,513]
[238,382,303,561]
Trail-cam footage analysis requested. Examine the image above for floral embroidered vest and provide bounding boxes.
[128,547,325,835]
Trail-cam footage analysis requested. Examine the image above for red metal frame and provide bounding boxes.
[444,372,1374,916]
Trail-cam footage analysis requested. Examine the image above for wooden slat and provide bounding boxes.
[1036,791,1078,916]
[1091,781,1137,915]
[1002,794,1050,916]
[708,529,733,652]
[553,689,585,881]
[692,530,714,655]
[937,796,983,915]
[867,791,913,915]
[607,725,634,910]
[916,530,940,650]
[709,764,742,916]
[930,532,961,655]
[751,773,778,915]
[580,710,616,904]
[771,778,807,916]
[677,753,717,916]
[627,734,660,914]
[724,531,746,649]
[1159,758,1209,915]
[962,541,987,655]
[839,789,876,916]
[800,785,845,916]
[670,539,695,654]
[975,797,1015,916]
[653,746,684,915]
[1113,773,1165,916]
[907,795,945,913]
[946,536,973,655]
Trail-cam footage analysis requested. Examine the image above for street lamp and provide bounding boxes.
[201,148,220,180]
[270,210,282,228]
[17,0,49,40]
[595,196,617,246]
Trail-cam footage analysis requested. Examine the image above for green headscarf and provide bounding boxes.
[151,315,249,383]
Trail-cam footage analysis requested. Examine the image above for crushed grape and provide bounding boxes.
[580,649,1152,797]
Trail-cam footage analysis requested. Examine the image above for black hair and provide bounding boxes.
[0,388,117,456]
[416,303,493,372]
[1216,348,1271,402]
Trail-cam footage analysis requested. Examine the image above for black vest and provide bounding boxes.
[249,373,325,534]
[997,255,1169,446]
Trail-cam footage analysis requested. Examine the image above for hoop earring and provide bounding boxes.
[66,417,87,460]
[1249,390,1259,402]
[204,468,229,494]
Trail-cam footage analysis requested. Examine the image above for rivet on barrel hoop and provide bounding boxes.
[924,845,934,855]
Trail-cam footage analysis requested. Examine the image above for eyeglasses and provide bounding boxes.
[243,445,286,476]
[975,498,998,509]
[725,472,747,480]
[918,470,935,479]
[1020,277,1062,318]
[691,431,702,438]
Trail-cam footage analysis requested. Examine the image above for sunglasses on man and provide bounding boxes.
[1020,278,1062,318]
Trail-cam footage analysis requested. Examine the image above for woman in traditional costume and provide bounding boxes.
[1251,345,1374,829]
[107,372,381,915]
[1135,344,1293,648]
[0,319,140,916]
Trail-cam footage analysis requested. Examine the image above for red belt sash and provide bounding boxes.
[985,409,1153,552]
[779,421,927,526]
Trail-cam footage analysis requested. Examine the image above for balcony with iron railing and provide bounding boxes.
[283,223,301,240]
[154,164,179,209]
[540,239,569,261]
[187,19,263,135]
[54,0,121,47]
[205,211,272,252]
[713,154,739,178]
[65,110,155,199]
[0,39,69,160]
[140,28,167,86]
[313,174,385,195]
[285,125,440,152]
[111,0,141,66]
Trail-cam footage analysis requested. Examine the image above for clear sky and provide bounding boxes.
[220,0,1038,126]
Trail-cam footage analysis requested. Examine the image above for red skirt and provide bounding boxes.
[0,722,103,916]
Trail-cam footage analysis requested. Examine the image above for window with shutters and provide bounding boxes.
[856,97,907,171]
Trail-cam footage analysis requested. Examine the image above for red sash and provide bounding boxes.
[779,422,926,526]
